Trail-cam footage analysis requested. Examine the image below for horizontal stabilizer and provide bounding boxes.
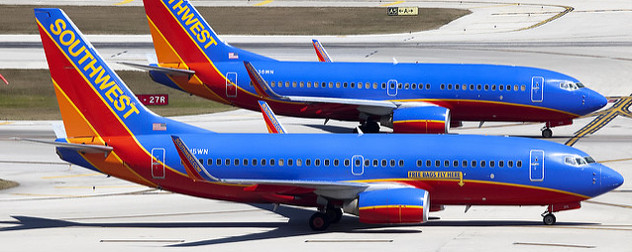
[171,135,219,182]
[119,62,195,77]
[20,138,112,154]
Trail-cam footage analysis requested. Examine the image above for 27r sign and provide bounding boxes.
[136,94,169,106]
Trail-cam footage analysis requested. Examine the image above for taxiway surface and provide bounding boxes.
[1,0,631,251]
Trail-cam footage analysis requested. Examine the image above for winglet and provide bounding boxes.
[243,61,286,100]
[258,100,287,134]
[0,73,8,85]
[171,135,219,182]
[312,39,332,62]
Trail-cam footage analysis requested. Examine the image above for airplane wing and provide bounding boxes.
[118,62,195,77]
[312,39,332,62]
[171,135,413,200]
[244,61,399,116]
[20,138,113,154]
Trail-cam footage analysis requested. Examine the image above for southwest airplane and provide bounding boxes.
[35,8,623,231]
[127,0,608,137]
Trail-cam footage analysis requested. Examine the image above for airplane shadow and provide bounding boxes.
[0,205,599,247]
[303,124,355,133]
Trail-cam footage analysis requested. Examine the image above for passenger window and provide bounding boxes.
[499,85,504,91]
[440,84,445,90]
[480,160,486,168]
[517,160,522,167]
[261,159,266,166]
[453,160,459,167]
[489,160,495,168]
[382,83,387,89]
[333,159,339,166]
[297,159,302,166]
[521,85,526,91]
[198,159,204,165]
[484,84,489,91]
[499,160,504,167]
[506,85,511,91]
[225,159,231,166]
[270,159,276,166]
[252,159,258,166]
[234,159,240,166]
[381,159,387,167]
[447,84,452,90]
[336,82,340,88]
[343,82,348,88]
[285,81,290,88]
[315,159,320,166]
[288,159,293,166]
[399,160,404,167]
[462,84,467,90]
[477,84,482,90]
[358,82,363,89]
[508,160,513,167]
[426,160,431,167]
[412,83,417,90]
[300,81,304,88]
[292,81,297,88]
[207,159,213,166]
[417,160,423,167]
[305,159,311,166]
[366,83,371,89]
[216,158,222,166]
[373,159,378,167]
[426,84,431,89]
[390,159,396,167]
[397,83,402,89]
[455,84,460,90]
[435,160,440,167]
[373,82,378,89]
[278,159,284,166]
[462,160,468,167]
[364,159,370,167]
[405,83,410,89]
[243,159,248,166]
[513,85,518,91]
[350,82,355,88]
[444,160,450,167]
[321,82,326,88]
[471,160,477,167]
[328,82,333,88]
[324,159,330,166]
[470,84,475,90]
[344,159,350,167]
[307,81,311,88]
[271,81,276,87]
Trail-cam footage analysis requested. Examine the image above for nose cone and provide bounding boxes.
[601,166,624,192]
[583,89,608,114]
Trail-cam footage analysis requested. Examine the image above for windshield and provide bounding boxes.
[560,81,582,91]
[584,156,596,164]
[564,155,593,166]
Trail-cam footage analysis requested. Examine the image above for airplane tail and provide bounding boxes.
[142,0,273,73]
[35,8,204,141]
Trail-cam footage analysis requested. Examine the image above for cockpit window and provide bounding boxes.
[560,81,581,91]
[584,156,596,163]
[565,155,592,166]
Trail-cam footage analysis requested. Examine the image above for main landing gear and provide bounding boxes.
[354,121,380,133]
[542,211,556,225]
[541,126,553,138]
[309,207,343,231]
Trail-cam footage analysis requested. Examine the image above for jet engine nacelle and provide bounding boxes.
[345,188,429,224]
[391,106,450,133]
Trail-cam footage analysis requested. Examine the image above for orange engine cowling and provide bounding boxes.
[352,188,430,224]
[392,106,450,133]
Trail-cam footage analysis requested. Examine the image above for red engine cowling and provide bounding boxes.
[351,188,430,224]
[392,106,450,133]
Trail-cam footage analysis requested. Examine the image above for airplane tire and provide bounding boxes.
[326,208,343,224]
[309,212,330,231]
[543,213,556,225]
[542,128,553,138]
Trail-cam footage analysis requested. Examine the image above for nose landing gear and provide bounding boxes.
[541,126,553,138]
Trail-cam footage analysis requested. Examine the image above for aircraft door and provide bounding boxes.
[529,150,544,181]
[531,76,544,102]
[151,148,165,179]
[226,72,238,98]
[387,79,398,97]
[352,155,364,176]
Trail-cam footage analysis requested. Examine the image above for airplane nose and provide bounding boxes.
[601,166,624,192]
[586,90,608,111]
